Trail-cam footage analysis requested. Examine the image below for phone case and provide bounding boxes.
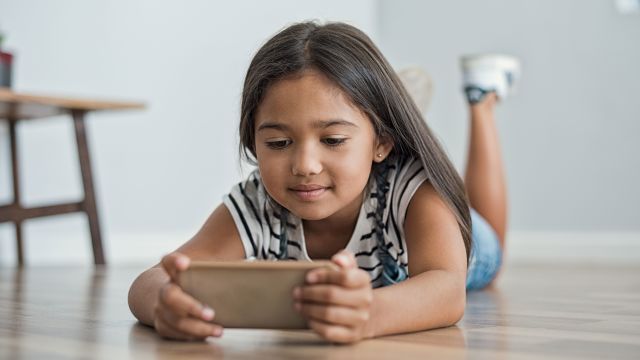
[178,260,336,329]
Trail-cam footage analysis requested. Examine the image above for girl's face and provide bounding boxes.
[254,69,392,222]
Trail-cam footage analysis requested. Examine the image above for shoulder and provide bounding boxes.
[385,156,429,224]
[225,170,263,204]
[391,156,427,190]
[403,180,467,275]
[222,170,273,258]
[173,172,270,261]
[176,203,246,261]
[223,170,269,221]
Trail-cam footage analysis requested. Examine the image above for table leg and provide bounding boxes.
[8,119,24,266]
[72,110,105,265]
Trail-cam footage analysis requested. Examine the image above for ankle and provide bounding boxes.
[470,93,497,118]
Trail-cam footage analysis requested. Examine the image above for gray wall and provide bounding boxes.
[0,0,638,265]
[378,0,640,231]
[0,0,377,264]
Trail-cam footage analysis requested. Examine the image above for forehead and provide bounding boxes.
[255,69,371,129]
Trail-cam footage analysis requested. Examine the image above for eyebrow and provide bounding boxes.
[257,119,358,132]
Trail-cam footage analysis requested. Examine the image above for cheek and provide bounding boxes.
[256,145,279,170]
[257,155,287,199]
[330,146,374,187]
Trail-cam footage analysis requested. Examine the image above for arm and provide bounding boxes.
[127,203,245,336]
[294,180,467,343]
[368,180,468,336]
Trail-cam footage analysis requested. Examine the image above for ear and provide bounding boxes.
[373,135,394,163]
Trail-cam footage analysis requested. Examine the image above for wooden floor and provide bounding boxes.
[1,263,639,359]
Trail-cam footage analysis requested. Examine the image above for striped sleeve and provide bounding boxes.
[222,171,265,259]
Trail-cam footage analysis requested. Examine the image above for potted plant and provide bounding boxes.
[0,29,13,88]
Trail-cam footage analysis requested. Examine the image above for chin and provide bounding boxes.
[286,203,334,221]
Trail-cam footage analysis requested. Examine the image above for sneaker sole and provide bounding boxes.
[460,54,521,75]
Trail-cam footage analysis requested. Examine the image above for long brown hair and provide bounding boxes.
[239,21,472,262]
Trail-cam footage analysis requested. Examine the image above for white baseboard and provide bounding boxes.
[1,225,639,266]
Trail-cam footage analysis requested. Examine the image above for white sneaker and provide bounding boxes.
[460,54,521,104]
[397,67,433,114]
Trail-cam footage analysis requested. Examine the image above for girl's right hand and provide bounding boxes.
[154,252,224,341]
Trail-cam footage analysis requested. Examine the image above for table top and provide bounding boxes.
[0,88,145,120]
[1,263,639,359]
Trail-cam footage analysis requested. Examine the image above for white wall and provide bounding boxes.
[0,0,377,265]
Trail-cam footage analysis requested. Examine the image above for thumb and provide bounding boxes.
[331,249,356,269]
[161,252,191,282]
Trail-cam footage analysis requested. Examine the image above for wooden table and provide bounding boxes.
[1,263,638,359]
[0,89,145,265]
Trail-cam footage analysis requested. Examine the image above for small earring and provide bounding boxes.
[377,153,382,158]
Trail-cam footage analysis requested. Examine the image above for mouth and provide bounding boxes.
[289,184,329,201]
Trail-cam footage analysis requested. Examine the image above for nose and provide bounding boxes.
[291,143,323,176]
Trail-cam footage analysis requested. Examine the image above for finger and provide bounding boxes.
[294,284,373,308]
[160,283,214,320]
[331,250,357,269]
[154,316,200,341]
[306,267,370,289]
[161,252,190,281]
[295,302,369,327]
[308,319,357,344]
[156,307,224,339]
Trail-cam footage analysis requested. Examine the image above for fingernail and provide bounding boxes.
[306,273,317,283]
[212,327,223,337]
[292,287,301,298]
[176,257,189,268]
[202,307,214,320]
[293,302,301,311]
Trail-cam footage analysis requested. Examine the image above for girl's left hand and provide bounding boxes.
[293,250,374,344]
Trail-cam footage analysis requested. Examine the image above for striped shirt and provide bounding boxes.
[223,156,428,288]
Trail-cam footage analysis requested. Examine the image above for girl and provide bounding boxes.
[128,21,513,344]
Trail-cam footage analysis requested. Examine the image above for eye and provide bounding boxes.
[265,139,291,150]
[322,137,347,147]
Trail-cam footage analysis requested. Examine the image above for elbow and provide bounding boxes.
[441,299,465,328]
[128,271,154,326]
[128,275,142,321]
[449,300,465,325]
[446,279,467,326]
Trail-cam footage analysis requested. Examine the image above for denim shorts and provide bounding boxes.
[466,208,503,291]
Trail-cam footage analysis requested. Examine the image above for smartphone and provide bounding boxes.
[178,260,337,329]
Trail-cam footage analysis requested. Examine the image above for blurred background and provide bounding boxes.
[0,0,638,266]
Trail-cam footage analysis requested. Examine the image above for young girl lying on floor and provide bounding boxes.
[129,21,519,344]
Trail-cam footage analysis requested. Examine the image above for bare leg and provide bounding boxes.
[464,93,508,250]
